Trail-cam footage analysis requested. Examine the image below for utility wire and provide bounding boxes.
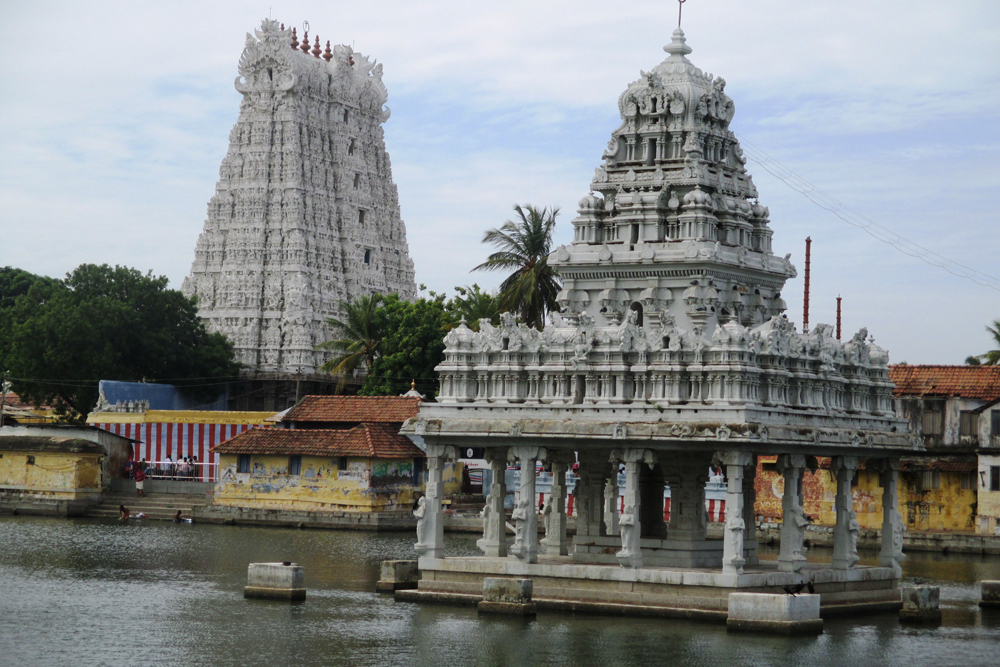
[735,133,1000,292]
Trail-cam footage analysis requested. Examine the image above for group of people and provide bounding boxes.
[123,456,202,483]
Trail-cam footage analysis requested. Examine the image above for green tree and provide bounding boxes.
[3,264,240,422]
[317,294,385,391]
[472,204,562,330]
[445,284,501,332]
[966,318,1000,366]
[361,294,448,398]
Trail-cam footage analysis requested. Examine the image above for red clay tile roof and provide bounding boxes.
[211,424,425,458]
[901,456,977,473]
[888,365,1000,401]
[282,395,420,424]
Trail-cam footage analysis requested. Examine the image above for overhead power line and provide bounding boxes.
[735,133,1000,292]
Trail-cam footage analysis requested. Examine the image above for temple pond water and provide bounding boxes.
[2,515,999,667]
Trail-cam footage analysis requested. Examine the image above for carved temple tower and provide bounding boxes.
[182,19,416,376]
[402,29,922,615]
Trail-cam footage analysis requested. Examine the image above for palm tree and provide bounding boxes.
[317,294,384,391]
[966,318,1000,366]
[472,204,561,329]
[446,284,501,332]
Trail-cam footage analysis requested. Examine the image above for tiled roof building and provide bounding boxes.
[889,365,1000,402]
[282,395,420,427]
[213,424,423,459]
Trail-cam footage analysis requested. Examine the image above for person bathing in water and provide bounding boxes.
[119,505,130,521]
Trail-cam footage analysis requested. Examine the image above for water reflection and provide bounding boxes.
[1,515,998,667]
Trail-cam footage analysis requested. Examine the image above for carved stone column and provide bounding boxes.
[878,458,906,573]
[573,450,608,539]
[414,444,456,560]
[508,445,546,563]
[719,451,753,575]
[603,473,620,537]
[742,455,759,566]
[777,454,808,573]
[477,448,508,557]
[612,448,655,568]
[664,456,710,542]
[541,455,569,556]
[832,456,860,570]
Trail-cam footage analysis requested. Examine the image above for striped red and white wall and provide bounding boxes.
[94,422,254,482]
[535,492,726,523]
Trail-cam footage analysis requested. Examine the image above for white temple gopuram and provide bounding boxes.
[399,29,922,619]
[182,20,416,374]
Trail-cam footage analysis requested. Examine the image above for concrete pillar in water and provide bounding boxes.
[777,454,808,573]
[832,456,860,570]
[244,562,306,600]
[541,455,569,556]
[415,444,455,560]
[878,458,905,573]
[900,585,941,623]
[719,451,753,575]
[477,448,508,557]
[509,445,545,564]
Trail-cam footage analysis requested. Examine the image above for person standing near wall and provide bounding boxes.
[135,467,146,498]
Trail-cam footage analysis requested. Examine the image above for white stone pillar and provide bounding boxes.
[541,456,569,556]
[719,451,753,575]
[477,448,508,557]
[414,444,455,560]
[664,458,709,542]
[509,445,546,564]
[777,454,808,573]
[603,474,620,537]
[832,456,860,570]
[878,459,906,573]
[612,448,654,569]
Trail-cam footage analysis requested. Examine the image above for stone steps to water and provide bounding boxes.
[87,493,208,521]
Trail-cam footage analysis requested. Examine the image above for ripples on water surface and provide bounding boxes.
[2,516,999,667]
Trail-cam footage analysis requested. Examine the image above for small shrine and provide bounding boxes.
[400,27,921,618]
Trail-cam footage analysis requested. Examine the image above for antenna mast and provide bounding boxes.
[803,237,812,334]
[678,0,687,28]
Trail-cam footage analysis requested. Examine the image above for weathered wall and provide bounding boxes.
[213,454,420,512]
[0,451,103,499]
[979,453,1000,536]
[754,459,976,533]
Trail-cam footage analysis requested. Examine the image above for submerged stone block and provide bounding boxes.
[979,580,1000,608]
[727,593,822,635]
[899,585,941,622]
[244,562,306,601]
[478,577,536,616]
[376,560,419,592]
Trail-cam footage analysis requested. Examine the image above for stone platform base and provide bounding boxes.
[244,586,306,601]
[0,494,99,517]
[376,581,417,592]
[573,535,723,568]
[407,555,900,621]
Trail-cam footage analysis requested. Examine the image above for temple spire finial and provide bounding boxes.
[678,0,687,29]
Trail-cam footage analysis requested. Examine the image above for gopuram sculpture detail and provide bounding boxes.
[182,19,416,374]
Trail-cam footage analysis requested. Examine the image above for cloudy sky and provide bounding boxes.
[1,0,998,364]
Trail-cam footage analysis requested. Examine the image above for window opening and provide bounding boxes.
[237,454,251,473]
[289,455,302,475]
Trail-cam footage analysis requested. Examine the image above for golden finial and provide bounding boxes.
[323,40,333,62]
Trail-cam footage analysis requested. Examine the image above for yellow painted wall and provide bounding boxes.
[0,451,103,499]
[754,462,976,533]
[213,454,420,512]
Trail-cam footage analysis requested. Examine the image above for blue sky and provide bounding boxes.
[1,0,998,363]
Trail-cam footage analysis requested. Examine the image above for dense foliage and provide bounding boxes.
[965,318,1000,366]
[0,264,240,422]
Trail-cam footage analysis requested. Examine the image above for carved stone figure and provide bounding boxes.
[603,477,620,536]
[413,496,428,549]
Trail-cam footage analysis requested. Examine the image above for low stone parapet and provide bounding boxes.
[477,578,536,616]
[980,581,1000,608]
[726,593,823,635]
[244,562,306,601]
[376,560,419,592]
[899,585,941,622]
